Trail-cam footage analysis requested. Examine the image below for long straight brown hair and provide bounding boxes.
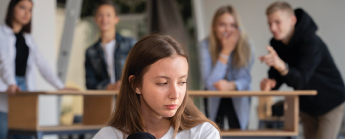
[209,5,251,68]
[108,34,219,138]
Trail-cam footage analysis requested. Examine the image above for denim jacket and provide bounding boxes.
[85,33,136,89]
[199,38,255,130]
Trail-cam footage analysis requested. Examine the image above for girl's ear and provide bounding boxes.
[129,75,141,94]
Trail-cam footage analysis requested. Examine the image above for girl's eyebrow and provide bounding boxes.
[179,75,188,79]
[154,75,187,79]
[155,76,169,79]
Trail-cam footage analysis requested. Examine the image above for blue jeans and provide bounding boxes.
[15,76,27,91]
[0,112,7,139]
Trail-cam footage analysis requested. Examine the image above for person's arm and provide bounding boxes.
[198,40,228,90]
[233,45,255,91]
[0,33,20,94]
[30,37,64,90]
[85,51,109,90]
[281,42,322,89]
[268,67,283,90]
[0,32,16,86]
[233,61,252,91]
[105,80,121,90]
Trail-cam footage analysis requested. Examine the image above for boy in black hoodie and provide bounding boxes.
[260,2,345,139]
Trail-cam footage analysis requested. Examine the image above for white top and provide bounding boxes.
[93,122,220,139]
[0,24,64,113]
[102,39,116,83]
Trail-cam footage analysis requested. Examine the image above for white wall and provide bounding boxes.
[31,0,59,131]
[200,0,345,129]
[0,0,59,138]
[0,0,8,24]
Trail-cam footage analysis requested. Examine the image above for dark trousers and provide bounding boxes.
[215,98,240,129]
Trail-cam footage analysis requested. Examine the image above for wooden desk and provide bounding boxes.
[189,90,317,138]
[2,90,316,138]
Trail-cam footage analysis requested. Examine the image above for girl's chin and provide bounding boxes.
[161,111,177,118]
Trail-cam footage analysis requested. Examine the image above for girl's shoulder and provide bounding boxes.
[190,122,219,135]
[176,122,220,139]
[93,126,125,139]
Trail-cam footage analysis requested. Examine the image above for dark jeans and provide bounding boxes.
[215,98,240,129]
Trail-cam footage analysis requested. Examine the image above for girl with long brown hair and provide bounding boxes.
[199,5,255,130]
[93,34,220,139]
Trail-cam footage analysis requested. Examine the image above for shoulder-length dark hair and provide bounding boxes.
[108,34,219,138]
[5,0,32,33]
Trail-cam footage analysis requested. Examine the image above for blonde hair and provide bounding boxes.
[108,34,219,138]
[266,1,294,16]
[209,5,251,68]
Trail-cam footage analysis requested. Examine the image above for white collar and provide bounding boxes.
[1,24,30,37]
[2,24,14,35]
[160,126,174,139]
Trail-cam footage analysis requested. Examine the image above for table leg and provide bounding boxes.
[284,96,299,133]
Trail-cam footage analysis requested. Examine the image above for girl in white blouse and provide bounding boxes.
[0,0,68,138]
[93,34,220,139]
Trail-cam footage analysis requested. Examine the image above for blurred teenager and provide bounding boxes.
[199,5,254,130]
[85,1,136,90]
[260,2,345,139]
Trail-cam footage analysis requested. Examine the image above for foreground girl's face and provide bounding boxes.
[140,55,188,118]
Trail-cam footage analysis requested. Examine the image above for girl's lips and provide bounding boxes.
[165,104,177,110]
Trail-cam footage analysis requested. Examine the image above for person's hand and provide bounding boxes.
[259,46,287,75]
[6,85,20,95]
[260,78,277,91]
[214,80,236,91]
[106,80,122,90]
[220,29,240,55]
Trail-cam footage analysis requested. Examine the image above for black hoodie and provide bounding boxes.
[268,8,345,116]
